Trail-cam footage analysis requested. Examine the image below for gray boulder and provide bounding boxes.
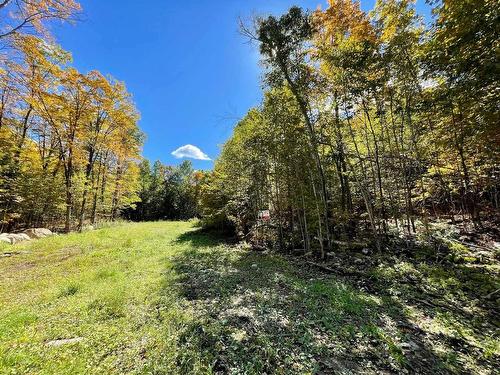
[0,234,11,244]
[23,228,53,239]
[6,233,31,244]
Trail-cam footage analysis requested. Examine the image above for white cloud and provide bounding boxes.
[171,144,211,161]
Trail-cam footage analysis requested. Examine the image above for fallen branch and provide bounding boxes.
[484,288,500,299]
[305,261,361,277]
[415,298,436,309]
[444,238,493,252]
[306,261,336,273]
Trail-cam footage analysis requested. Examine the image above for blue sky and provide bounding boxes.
[53,0,432,170]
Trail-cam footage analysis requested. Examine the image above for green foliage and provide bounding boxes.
[58,283,80,298]
[199,0,500,250]
[126,159,201,221]
[0,23,142,232]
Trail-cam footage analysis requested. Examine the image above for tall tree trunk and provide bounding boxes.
[111,162,122,220]
[280,63,333,251]
[63,146,74,233]
[64,179,72,233]
[364,102,388,236]
[78,147,95,231]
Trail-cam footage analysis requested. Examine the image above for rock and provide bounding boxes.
[0,234,11,244]
[5,233,31,244]
[46,337,83,347]
[251,263,258,268]
[333,240,368,251]
[362,248,371,255]
[18,233,31,241]
[320,358,355,374]
[401,340,420,351]
[23,228,53,239]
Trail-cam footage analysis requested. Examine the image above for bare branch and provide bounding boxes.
[0,0,12,10]
[238,16,259,44]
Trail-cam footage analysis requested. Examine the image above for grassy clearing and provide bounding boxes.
[0,221,193,374]
[0,222,498,374]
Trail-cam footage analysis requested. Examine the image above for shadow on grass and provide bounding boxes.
[370,242,499,342]
[161,230,485,374]
[174,228,235,248]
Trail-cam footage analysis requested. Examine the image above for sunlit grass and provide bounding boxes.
[0,221,498,374]
[0,221,196,374]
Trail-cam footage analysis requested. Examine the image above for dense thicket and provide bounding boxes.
[125,160,203,222]
[0,1,143,232]
[198,0,499,256]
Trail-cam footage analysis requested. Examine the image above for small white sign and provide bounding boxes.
[259,210,270,221]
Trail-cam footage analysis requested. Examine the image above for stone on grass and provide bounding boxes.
[0,234,11,244]
[5,233,31,244]
[401,340,420,351]
[46,337,83,347]
[23,228,53,239]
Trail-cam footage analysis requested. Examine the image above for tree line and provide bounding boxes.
[198,0,499,256]
[124,159,202,222]
[0,0,206,232]
[0,0,143,232]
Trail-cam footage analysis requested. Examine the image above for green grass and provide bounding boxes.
[0,222,194,374]
[0,221,498,374]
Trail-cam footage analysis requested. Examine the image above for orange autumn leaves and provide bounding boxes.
[0,13,142,230]
[313,0,376,47]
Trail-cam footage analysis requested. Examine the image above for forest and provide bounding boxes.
[0,0,498,248]
[0,1,499,374]
[0,1,143,233]
[0,0,209,234]
[198,0,499,256]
